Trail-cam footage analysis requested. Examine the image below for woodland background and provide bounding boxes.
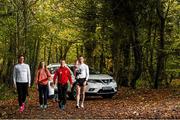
[0,0,179,88]
[0,0,180,119]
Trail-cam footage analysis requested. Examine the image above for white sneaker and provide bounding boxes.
[40,105,43,109]
[76,104,80,108]
[80,104,84,108]
[44,105,47,109]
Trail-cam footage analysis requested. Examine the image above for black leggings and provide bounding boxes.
[16,82,28,106]
[38,84,48,105]
[58,83,68,106]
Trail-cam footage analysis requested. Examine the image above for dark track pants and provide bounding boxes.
[16,82,28,106]
[58,83,68,106]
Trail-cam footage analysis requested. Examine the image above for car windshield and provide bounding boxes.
[89,68,100,74]
[68,65,100,74]
[48,67,59,74]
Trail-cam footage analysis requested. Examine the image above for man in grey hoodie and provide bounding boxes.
[13,55,31,113]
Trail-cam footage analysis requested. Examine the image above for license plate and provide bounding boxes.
[102,87,112,90]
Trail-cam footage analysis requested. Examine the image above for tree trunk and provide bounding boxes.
[47,38,53,64]
[154,0,166,89]
[56,45,59,62]
[130,25,142,89]
[31,39,40,86]
[6,32,16,86]
[22,0,28,54]
[76,45,79,59]
[120,39,130,87]
[44,46,46,62]
[154,17,165,89]
[16,6,20,56]
[83,0,97,66]
[62,42,73,60]
[99,50,104,73]
[148,25,157,87]
[59,46,63,59]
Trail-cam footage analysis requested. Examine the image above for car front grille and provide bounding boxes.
[98,89,114,93]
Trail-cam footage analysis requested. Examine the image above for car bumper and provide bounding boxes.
[86,91,117,96]
[86,82,117,95]
[86,86,117,96]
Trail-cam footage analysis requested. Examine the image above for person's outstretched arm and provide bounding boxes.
[68,69,73,87]
[53,69,58,84]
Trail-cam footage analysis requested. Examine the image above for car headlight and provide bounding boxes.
[112,80,116,83]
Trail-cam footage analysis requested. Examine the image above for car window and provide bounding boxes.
[48,65,75,76]
[68,66,74,73]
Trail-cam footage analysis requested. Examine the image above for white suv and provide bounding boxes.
[47,63,117,99]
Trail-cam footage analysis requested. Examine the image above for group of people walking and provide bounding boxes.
[13,55,89,112]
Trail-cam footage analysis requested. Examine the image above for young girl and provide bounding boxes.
[48,79,55,99]
[35,61,51,109]
[48,79,58,101]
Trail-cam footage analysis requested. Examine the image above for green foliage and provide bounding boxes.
[0,0,179,88]
[0,84,16,100]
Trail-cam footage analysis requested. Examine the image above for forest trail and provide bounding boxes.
[0,87,179,119]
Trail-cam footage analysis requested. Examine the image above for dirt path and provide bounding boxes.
[0,87,179,119]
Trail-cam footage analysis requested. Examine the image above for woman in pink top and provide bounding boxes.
[35,61,51,109]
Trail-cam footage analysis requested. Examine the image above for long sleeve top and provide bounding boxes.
[76,63,89,81]
[53,66,72,85]
[13,63,31,86]
[35,68,51,85]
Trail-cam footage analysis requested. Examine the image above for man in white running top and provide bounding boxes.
[13,55,31,113]
[75,56,89,108]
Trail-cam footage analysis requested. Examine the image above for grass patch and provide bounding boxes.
[0,84,16,100]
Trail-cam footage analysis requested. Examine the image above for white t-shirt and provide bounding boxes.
[48,80,54,96]
[77,63,89,80]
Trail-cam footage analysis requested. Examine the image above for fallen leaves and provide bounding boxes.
[0,87,179,119]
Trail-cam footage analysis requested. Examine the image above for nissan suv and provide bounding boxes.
[47,63,117,99]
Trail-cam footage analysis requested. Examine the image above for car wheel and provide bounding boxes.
[69,82,77,100]
[102,94,114,99]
